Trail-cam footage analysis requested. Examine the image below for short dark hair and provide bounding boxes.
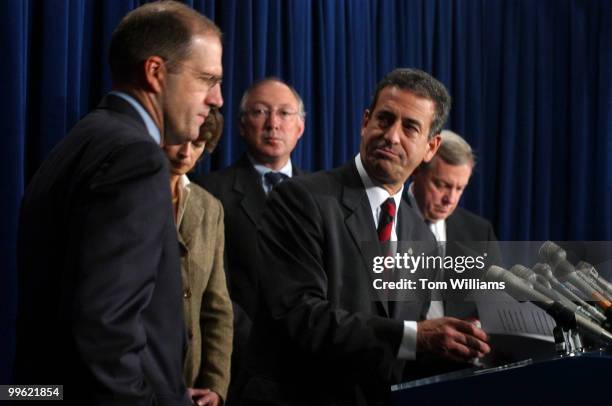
[109,0,221,84]
[368,68,451,138]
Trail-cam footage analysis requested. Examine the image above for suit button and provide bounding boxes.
[188,329,194,340]
[183,289,191,299]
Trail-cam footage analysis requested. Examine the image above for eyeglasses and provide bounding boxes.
[244,107,300,121]
[165,59,223,90]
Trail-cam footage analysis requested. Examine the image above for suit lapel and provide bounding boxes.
[339,162,390,317]
[234,155,306,226]
[398,187,437,319]
[178,186,205,247]
[396,201,410,241]
[293,166,306,177]
[233,156,267,227]
[445,213,457,241]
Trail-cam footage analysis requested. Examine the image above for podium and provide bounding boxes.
[391,352,612,405]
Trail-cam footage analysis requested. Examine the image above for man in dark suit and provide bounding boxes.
[243,69,491,405]
[406,130,502,320]
[196,78,306,403]
[14,2,223,404]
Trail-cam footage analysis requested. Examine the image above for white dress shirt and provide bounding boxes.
[109,91,161,145]
[355,155,418,360]
[175,175,192,228]
[407,184,446,319]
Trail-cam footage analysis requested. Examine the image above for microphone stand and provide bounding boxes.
[539,302,584,355]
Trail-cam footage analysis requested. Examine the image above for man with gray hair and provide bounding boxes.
[408,130,498,248]
[196,77,307,404]
[409,131,476,225]
[407,130,501,320]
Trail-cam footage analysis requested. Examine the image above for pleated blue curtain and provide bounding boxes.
[1,0,611,383]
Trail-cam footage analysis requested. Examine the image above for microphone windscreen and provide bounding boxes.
[538,241,568,266]
[510,264,535,282]
[532,263,555,280]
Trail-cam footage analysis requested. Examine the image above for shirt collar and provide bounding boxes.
[175,174,192,229]
[355,154,403,214]
[406,183,424,221]
[248,154,293,178]
[109,91,161,145]
[179,173,191,188]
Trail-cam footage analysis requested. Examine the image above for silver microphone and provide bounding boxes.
[539,242,612,319]
[485,266,612,345]
[531,262,607,323]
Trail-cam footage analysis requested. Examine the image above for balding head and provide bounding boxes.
[109,0,221,85]
[238,78,305,170]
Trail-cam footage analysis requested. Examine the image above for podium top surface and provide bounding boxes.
[392,351,612,392]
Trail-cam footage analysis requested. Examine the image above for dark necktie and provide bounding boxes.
[377,198,396,242]
[264,171,288,191]
[377,198,397,315]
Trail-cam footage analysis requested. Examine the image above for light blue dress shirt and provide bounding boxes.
[109,91,161,145]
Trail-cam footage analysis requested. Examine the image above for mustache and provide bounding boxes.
[371,141,398,153]
[370,138,395,148]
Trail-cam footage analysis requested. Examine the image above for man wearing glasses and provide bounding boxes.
[15,2,223,404]
[196,78,306,404]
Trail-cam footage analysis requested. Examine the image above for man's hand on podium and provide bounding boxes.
[417,317,491,362]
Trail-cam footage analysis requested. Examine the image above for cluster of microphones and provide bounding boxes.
[484,241,612,352]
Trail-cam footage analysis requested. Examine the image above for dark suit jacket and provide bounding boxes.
[404,190,502,312]
[243,160,437,406]
[196,154,306,321]
[444,206,502,312]
[14,94,190,405]
[403,191,499,253]
[445,207,502,283]
[446,207,499,248]
[195,155,306,403]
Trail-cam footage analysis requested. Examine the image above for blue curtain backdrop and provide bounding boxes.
[1,0,611,382]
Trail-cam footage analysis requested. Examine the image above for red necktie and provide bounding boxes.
[378,198,397,314]
[377,198,396,242]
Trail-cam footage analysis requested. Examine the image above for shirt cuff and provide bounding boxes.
[397,320,418,360]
